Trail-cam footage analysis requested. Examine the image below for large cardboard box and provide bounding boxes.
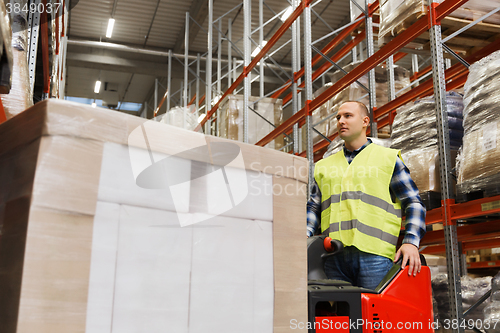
[0,99,308,333]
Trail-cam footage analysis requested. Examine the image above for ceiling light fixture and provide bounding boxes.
[251,40,267,57]
[94,80,101,94]
[106,18,115,38]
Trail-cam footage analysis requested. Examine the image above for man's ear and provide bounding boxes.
[362,115,370,127]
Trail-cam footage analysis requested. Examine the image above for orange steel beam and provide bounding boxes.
[0,96,6,124]
[41,0,50,96]
[462,238,500,252]
[451,195,500,220]
[467,260,500,269]
[422,237,500,254]
[421,220,500,246]
[393,52,407,63]
[271,1,380,100]
[196,0,311,131]
[256,0,469,148]
[188,94,196,106]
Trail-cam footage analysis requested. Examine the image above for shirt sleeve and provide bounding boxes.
[307,179,322,237]
[390,156,427,248]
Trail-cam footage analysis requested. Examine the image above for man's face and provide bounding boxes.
[336,102,369,142]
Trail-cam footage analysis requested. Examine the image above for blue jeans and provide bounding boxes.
[324,246,394,290]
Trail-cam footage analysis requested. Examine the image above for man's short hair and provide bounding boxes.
[341,101,369,118]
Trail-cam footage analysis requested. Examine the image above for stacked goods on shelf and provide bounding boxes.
[390,92,463,195]
[484,272,500,333]
[466,248,500,263]
[218,94,284,150]
[305,62,410,148]
[159,105,200,131]
[457,51,500,198]
[432,274,492,327]
[378,0,500,47]
[3,0,32,120]
[0,99,308,332]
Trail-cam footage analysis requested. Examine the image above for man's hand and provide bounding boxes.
[394,243,421,276]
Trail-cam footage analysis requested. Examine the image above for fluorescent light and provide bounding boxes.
[106,18,115,38]
[198,113,206,123]
[91,102,96,108]
[281,6,293,22]
[251,40,267,57]
[94,80,101,93]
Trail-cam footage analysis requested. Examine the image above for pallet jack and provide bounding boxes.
[307,235,434,332]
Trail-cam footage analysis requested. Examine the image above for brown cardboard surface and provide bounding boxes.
[0,99,310,332]
[31,136,104,216]
[42,99,130,145]
[17,208,93,333]
[0,197,32,333]
[0,105,45,157]
[272,176,308,333]
[0,139,40,205]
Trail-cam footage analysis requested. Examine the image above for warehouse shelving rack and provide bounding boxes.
[27,0,68,101]
[171,1,500,331]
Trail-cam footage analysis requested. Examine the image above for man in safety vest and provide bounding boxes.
[306,101,426,290]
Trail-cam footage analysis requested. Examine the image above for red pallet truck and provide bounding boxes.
[307,235,434,333]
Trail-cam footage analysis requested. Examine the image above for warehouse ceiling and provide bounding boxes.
[65,0,355,115]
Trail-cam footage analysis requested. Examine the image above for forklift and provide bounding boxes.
[307,235,434,332]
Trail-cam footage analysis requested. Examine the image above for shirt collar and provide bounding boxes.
[343,138,372,155]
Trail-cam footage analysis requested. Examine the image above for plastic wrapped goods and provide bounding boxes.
[484,271,500,333]
[391,92,464,152]
[457,51,500,193]
[218,95,284,150]
[379,0,500,47]
[159,105,200,131]
[432,273,492,327]
[0,99,309,333]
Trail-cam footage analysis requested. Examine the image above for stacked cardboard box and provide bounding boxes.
[0,99,308,333]
[218,95,284,150]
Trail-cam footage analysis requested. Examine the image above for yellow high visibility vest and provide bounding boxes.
[314,143,402,260]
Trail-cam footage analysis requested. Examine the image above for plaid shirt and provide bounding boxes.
[306,139,426,247]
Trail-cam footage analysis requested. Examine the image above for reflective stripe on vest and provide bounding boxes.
[321,219,398,246]
[314,143,402,260]
[321,191,401,218]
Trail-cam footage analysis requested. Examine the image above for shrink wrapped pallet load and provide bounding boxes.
[390,92,463,193]
[457,51,500,195]
[159,105,200,131]
[432,274,492,329]
[484,272,500,333]
[218,94,284,150]
[378,0,500,47]
[2,0,32,120]
[0,99,308,333]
